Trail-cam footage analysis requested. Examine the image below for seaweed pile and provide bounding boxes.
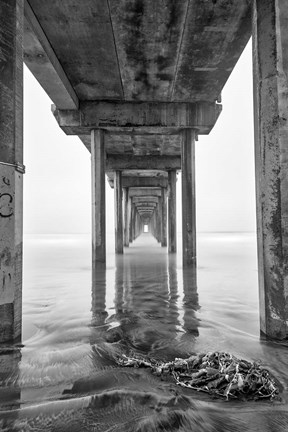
[117,351,279,401]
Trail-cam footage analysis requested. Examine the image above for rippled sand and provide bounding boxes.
[0,233,287,431]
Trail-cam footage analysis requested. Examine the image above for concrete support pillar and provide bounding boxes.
[0,0,24,342]
[168,170,177,253]
[253,0,288,339]
[161,188,167,247]
[91,129,106,264]
[129,204,134,243]
[131,204,136,242]
[114,170,123,254]
[181,129,196,268]
[124,188,130,247]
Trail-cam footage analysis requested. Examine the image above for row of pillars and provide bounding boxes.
[1,0,288,341]
[91,129,195,266]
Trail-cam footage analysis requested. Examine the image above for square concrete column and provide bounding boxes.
[123,188,130,247]
[168,170,177,253]
[181,129,196,268]
[253,0,288,339]
[161,187,167,247]
[0,0,24,342]
[91,129,106,264]
[114,170,123,254]
[130,204,135,243]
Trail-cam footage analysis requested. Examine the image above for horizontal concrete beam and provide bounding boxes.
[110,176,168,188]
[133,196,159,204]
[52,101,222,134]
[106,155,181,171]
[136,206,155,212]
[24,2,78,109]
[138,210,153,214]
[129,188,161,197]
[134,202,157,208]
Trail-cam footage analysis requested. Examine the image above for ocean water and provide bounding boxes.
[0,232,288,431]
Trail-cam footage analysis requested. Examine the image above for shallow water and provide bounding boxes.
[0,232,288,431]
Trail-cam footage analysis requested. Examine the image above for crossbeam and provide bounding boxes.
[129,188,161,197]
[106,155,181,171]
[132,197,159,204]
[52,101,221,134]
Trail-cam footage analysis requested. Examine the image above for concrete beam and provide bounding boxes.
[110,176,168,189]
[129,188,161,197]
[106,155,181,171]
[132,197,159,204]
[136,207,155,212]
[134,202,157,208]
[24,1,78,109]
[52,101,222,134]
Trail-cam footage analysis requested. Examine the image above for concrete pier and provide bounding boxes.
[181,129,197,268]
[1,0,263,341]
[253,0,288,339]
[0,0,24,342]
[91,130,106,264]
[114,170,123,254]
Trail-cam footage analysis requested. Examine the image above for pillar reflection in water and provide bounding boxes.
[0,348,21,430]
[91,264,108,327]
[182,267,200,337]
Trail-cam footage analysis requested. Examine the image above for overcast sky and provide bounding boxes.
[23,40,255,235]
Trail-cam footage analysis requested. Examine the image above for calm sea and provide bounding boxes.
[0,232,287,431]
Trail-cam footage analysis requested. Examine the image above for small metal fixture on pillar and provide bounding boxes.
[91,129,106,265]
[253,0,288,339]
[181,129,196,268]
[0,0,24,342]
[114,170,123,254]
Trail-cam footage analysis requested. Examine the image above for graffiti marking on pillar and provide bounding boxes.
[0,193,14,218]
[2,177,10,186]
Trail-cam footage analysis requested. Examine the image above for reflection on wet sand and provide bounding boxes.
[90,235,200,360]
[1,233,288,431]
[0,347,21,431]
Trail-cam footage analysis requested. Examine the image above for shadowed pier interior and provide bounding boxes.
[1,0,288,341]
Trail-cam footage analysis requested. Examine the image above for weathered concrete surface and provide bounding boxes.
[181,129,196,268]
[53,101,221,135]
[108,176,168,189]
[161,188,167,247]
[132,196,159,204]
[129,188,161,197]
[134,202,157,208]
[26,0,123,100]
[123,188,130,247]
[106,155,181,171]
[114,171,123,254]
[25,0,251,103]
[253,0,288,339]
[0,0,24,342]
[91,130,106,264]
[168,170,177,253]
[23,1,78,109]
